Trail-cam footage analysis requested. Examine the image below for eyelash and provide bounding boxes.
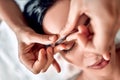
[63,43,75,54]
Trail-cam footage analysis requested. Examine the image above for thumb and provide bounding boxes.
[30,33,58,45]
[60,5,80,38]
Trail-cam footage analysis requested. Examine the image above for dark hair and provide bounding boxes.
[23,0,56,34]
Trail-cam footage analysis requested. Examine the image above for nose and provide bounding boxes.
[76,25,91,48]
[66,24,90,48]
[72,14,91,47]
[66,14,93,48]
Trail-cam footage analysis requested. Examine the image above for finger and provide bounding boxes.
[30,33,58,45]
[52,59,61,73]
[60,4,80,38]
[66,32,78,41]
[41,47,54,72]
[32,49,47,74]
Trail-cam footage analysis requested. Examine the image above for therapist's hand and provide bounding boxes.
[0,0,60,74]
[60,0,120,60]
[17,27,60,74]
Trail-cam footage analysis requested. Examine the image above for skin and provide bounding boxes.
[43,0,120,80]
[0,0,58,74]
[0,0,119,78]
[60,0,120,61]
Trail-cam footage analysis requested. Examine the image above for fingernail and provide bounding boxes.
[57,70,61,73]
[41,70,45,73]
[41,49,45,55]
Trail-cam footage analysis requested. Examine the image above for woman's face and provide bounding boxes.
[43,0,115,75]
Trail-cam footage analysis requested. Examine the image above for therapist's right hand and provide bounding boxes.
[60,0,120,61]
[17,27,60,74]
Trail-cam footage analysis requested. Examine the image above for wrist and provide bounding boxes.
[10,21,28,33]
[14,25,35,43]
[14,25,34,36]
[118,8,120,29]
[118,0,120,23]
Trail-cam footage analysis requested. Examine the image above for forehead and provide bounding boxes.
[43,0,70,34]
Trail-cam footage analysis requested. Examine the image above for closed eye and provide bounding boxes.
[62,42,75,53]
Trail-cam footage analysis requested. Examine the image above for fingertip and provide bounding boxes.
[39,48,45,54]
[57,68,61,73]
[49,35,58,42]
[33,34,58,45]
[38,48,46,61]
[52,59,61,73]
[47,47,52,53]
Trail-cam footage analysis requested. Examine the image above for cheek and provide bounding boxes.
[61,49,84,67]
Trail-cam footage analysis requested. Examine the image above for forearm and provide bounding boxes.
[0,0,28,33]
[118,1,120,29]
